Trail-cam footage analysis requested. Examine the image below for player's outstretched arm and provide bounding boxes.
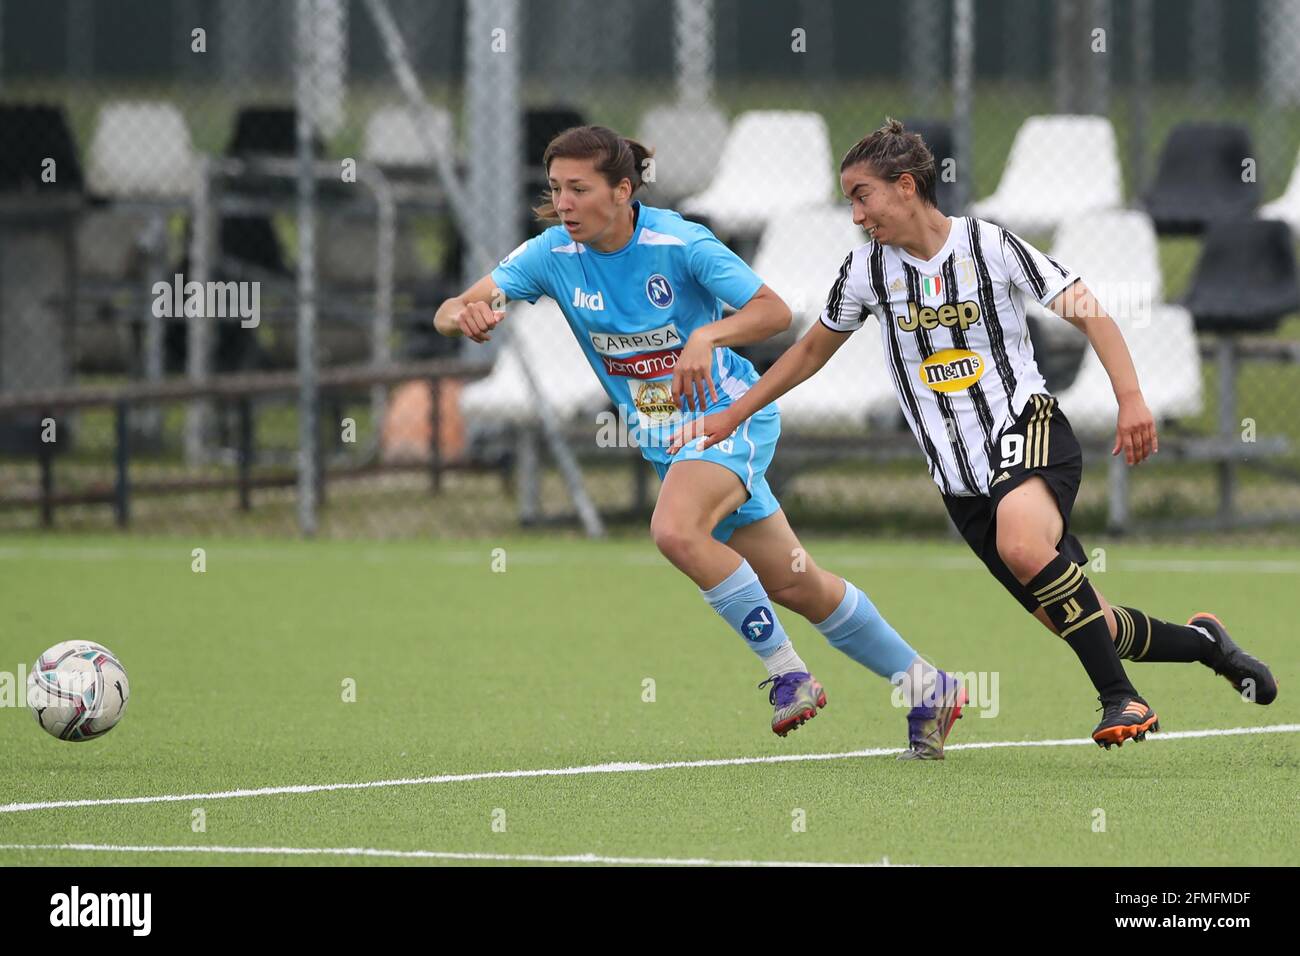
[434,274,506,343]
[1048,279,1158,465]
[667,321,849,453]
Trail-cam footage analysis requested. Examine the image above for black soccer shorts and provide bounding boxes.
[942,393,1088,612]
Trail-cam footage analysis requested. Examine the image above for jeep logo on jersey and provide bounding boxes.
[741,606,775,643]
[589,322,683,356]
[572,287,605,311]
[646,273,674,308]
[896,299,981,333]
[919,348,986,393]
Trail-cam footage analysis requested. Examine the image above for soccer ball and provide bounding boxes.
[27,641,131,741]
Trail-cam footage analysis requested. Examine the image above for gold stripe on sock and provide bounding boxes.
[1135,610,1153,661]
[1060,608,1107,639]
[1032,561,1080,601]
[1036,565,1085,606]
[1114,607,1135,658]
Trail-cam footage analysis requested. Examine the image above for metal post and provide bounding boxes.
[39,409,54,527]
[114,400,130,528]
[370,164,395,433]
[184,154,212,464]
[952,0,974,213]
[296,0,320,536]
[1107,449,1129,534]
[237,396,253,511]
[675,0,715,106]
[1216,339,1237,524]
[908,0,943,119]
[1130,0,1151,199]
[429,376,442,493]
[1089,0,1110,116]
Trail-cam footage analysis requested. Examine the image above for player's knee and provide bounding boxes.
[649,514,704,566]
[997,532,1051,580]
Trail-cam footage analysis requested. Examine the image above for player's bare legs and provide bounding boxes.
[650,459,749,589]
[730,508,967,760]
[726,508,843,622]
[650,460,824,735]
[996,477,1157,748]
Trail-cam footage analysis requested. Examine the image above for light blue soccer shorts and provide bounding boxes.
[650,404,782,543]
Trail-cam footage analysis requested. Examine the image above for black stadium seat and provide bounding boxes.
[1143,123,1258,235]
[0,103,83,194]
[1184,219,1300,334]
[902,118,957,214]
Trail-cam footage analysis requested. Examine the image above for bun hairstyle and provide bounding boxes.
[533,125,655,223]
[839,117,938,207]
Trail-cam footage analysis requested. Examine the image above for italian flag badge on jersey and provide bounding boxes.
[922,275,942,298]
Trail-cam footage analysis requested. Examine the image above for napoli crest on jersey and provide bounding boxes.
[646,273,674,309]
[741,606,775,643]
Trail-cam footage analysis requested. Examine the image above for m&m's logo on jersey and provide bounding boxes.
[919,348,985,393]
[646,274,674,309]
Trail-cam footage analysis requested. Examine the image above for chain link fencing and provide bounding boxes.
[1,0,1298,542]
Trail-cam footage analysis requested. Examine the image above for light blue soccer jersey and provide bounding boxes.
[490,202,772,464]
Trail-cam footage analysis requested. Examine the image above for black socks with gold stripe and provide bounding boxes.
[1113,606,1216,663]
[1028,554,1137,700]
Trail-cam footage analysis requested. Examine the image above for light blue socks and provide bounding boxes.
[814,579,919,680]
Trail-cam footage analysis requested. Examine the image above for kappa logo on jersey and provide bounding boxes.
[741,606,775,643]
[896,299,982,333]
[919,348,986,393]
[630,378,681,424]
[589,322,683,356]
[602,348,678,379]
[572,287,606,311]
[646,273,674,309]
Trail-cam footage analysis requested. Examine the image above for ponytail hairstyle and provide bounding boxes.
[533,125,655,224]
[839,117,938,207]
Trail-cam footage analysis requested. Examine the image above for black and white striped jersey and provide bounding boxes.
[819,216,1078,497]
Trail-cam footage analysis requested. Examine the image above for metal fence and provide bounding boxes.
[1,0,1299,541]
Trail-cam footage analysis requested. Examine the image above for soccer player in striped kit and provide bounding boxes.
[436,125,966,758]
[670,119,1278,750]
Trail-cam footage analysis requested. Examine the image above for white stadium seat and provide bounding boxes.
[681,110,833,237]
[1259,145,1300,239]
[969,115,1123,234]
[87,101,197,199]
[1053,304,1202,433]
[751,205,866,329]
[776,317,898,430]
[81,101,197,280]
[362,105,455,169]
[459,298,608,425]
[1027,209,1164,348]
[637,102,730,205]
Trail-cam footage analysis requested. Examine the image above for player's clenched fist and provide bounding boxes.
[456,301,505,343]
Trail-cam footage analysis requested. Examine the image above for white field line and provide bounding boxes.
[1,724,1296,816]
[0,843,896,867]
[6,544,1300,575]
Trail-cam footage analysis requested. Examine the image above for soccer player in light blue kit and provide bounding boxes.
[435,126,966,758]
